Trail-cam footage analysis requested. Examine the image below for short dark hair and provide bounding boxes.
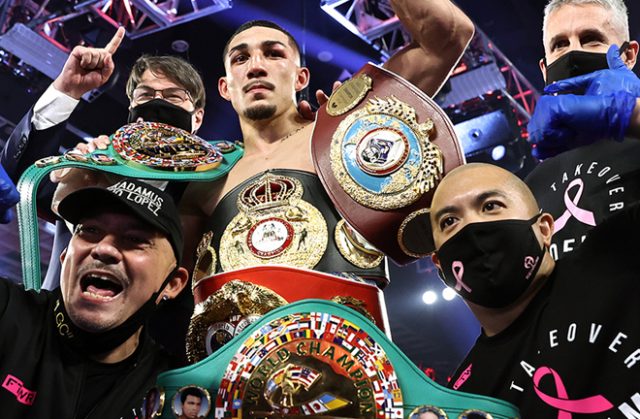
[180,387,203,405]
[126,55,206,109]
[222,20,301,64]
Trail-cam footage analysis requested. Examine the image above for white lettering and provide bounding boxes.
[562,172,569,183]
[598,167,611,177]
[619,393,640,418]
[549,330,559,348]
[549,244,559,261]
[625,349,640,368]
[589,323,603,343]
[520,361,535,377]
[606,174,622,184]
[587,162,598,174]
[610,332,628,353]
[509,382,524,392]
[550,182,557,192]
[574,164,583,176]
[610,202,625,212]
[567,323,576,342]
[609,186,625,196]
[563,239,575,254]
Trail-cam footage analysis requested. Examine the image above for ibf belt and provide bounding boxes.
[152,300,520,418]
[218,172,328,271]
[187,265,389,363]
[16,121,243,290]
[312,63,465,265]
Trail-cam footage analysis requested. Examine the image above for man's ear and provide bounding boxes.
[624,40,639,69]
[537,212,555,247]
[218,76,231,102]
[159,267,189,301]
[431,251,441,271]
[295,67,311,92]
[192,108,205,133]
[539,57,547,84]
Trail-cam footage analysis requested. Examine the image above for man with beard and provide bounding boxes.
[429,163,640,418]
[525,0,640,260]
[0,178,189,418]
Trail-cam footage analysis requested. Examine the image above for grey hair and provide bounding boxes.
[543,0,630,44]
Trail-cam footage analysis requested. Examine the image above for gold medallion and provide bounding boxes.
[407,405,448,419]
[186,280,287,363]
[327,73,373,116]
[219,173,328,271]
[334,219,383,269]
[330,96,443,210]
[330,295,376,324]
[192,231,217,289]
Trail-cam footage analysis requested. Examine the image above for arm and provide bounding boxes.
[384,0,474,97]
[628,98,640,139]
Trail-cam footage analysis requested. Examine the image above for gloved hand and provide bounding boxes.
[528,44,639,159]
[528,91,637,159]
[0,163,19,224]
[544,44,640,97]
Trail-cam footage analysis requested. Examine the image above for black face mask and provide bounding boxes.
[544,42,629,86]
[435,215,545,309]
[128,99,194,133]
[52,271,176,355]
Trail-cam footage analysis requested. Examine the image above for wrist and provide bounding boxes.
[52,78,84,100]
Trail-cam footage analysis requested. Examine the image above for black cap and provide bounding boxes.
[58,179,183,264]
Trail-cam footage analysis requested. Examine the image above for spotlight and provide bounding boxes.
[491,145,506,161]
[422,290,437,305]
[442,287,457,301]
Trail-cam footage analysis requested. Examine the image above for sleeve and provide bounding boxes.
[31,84,79,130]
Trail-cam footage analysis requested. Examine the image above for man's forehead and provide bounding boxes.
[433,166,510,205]
[228,26,293,52]
[544,3,617,42]
[138,69,183,89]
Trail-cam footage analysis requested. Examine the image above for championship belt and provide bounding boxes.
[187,266,389,363]
[16,121,243,290]
[144,300,520,418]
[312,64,465,265]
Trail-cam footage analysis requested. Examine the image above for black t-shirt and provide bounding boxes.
[447,203,640,418]
[526,139,640,260]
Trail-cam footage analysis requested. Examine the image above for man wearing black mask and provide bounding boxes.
[525,0,640,260]
[430,162,640,418]
[0,178,189,418]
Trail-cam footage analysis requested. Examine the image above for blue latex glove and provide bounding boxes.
[544,44,640,97]
[0,163,19,224]
[528,44,639,159]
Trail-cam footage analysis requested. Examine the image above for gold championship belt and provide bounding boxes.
[312,63,465,264]
[219,172,329,271]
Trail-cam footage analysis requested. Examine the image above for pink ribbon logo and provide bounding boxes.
[451,261,472,293]
[554,178,596,233]
[533,366,612,418]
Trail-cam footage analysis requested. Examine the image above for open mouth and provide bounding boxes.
[80,274,124,300]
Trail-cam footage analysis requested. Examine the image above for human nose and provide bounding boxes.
[247,53,267,78]
[90,235,123,264]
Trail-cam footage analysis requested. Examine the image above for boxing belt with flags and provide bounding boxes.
[311,63,465,265]
[16,121,243,290]
[144,298,520,419]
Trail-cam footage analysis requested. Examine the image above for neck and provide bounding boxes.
[239,107,309,155]
[470,252,556,337]
[90,328,142,364]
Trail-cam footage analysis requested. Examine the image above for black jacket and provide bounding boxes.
[0,278,172,418]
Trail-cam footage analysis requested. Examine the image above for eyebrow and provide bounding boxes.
[548,28,607,49]
[227,40,288,57]
[433,189,509,221]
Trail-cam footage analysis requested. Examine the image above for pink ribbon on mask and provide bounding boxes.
[451,261,472,293]
[554,178,596,233]
[533,366,613,418]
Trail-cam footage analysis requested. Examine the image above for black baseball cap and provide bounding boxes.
[58,179,183,264]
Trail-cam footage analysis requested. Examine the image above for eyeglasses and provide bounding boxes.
[132,86,194,105]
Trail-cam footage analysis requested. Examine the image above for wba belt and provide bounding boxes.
[16,122,243,290]
[145,299,520,418]
[312,63,465,265]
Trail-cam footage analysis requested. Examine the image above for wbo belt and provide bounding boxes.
[187,265,390,363]
[146,299,520,419]
[17,121,243,290]
[312,63,465,264]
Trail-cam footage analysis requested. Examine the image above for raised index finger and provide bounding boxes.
[104,26,125,54]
